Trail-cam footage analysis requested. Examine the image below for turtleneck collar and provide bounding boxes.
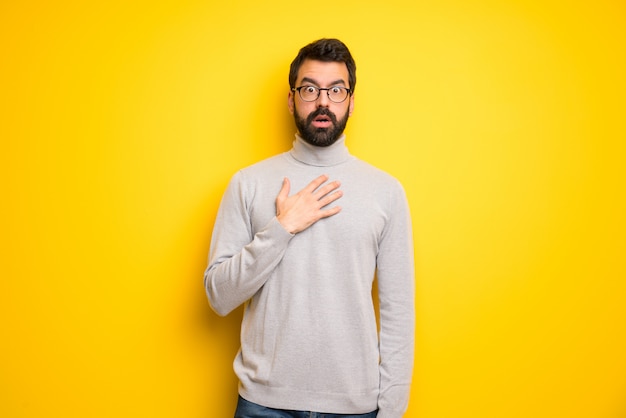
[289,134,352,167]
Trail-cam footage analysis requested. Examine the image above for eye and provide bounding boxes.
[330,86,343,94]
[303,86,317,94]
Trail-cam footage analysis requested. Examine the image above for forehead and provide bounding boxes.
[296,59,350,86]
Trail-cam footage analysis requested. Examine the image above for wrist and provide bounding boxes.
[276,215,297,235]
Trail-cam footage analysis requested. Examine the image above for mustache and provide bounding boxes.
[306,108,337,125]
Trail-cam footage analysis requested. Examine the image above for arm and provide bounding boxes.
[204,173,342,316]
[376,183,415,418]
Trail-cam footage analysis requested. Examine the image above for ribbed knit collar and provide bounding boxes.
[289,134,352,167]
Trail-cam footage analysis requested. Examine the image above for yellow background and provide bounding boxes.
[1,1,625,417]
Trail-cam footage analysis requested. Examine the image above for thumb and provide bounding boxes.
[277,177,290,202]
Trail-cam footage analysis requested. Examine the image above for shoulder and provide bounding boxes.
[223,153,290,203]
[241,152,288,174]
[349,158,406,192]
[228,153,290,183]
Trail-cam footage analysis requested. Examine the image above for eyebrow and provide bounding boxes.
[300,77,347,87]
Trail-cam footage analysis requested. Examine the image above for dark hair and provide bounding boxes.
[289,38,357,93]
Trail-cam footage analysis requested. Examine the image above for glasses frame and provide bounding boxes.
[292,86,353,103]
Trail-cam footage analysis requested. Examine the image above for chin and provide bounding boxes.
[301,129,341,147]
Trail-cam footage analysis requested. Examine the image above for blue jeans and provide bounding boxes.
[234,396,378,418]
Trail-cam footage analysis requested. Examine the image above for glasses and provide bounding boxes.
[292,85,352,103]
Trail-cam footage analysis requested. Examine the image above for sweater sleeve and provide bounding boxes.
[375,182,415,418]
[204,171,294,316]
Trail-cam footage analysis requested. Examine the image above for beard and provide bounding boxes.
[294,106,350,147]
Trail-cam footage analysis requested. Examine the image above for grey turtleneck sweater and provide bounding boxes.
[205,135,414,418]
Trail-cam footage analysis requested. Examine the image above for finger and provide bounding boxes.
[314,180,341,199]
[304,174,329,193]
[318,190,343,207]
[319,205,342,219]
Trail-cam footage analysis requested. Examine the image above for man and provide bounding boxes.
[204,38,415,418]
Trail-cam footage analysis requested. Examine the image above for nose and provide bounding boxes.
[316,90,330,107]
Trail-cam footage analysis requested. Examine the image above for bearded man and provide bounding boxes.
[204,38,415,418]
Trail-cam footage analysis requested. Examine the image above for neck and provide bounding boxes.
[290,134,351,167]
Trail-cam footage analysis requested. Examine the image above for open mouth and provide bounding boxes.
[311,114,333,129]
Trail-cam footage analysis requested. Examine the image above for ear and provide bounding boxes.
[287,90,295,115]
[348,93,355,116]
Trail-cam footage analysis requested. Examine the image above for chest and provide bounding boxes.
[247,174,388,253]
